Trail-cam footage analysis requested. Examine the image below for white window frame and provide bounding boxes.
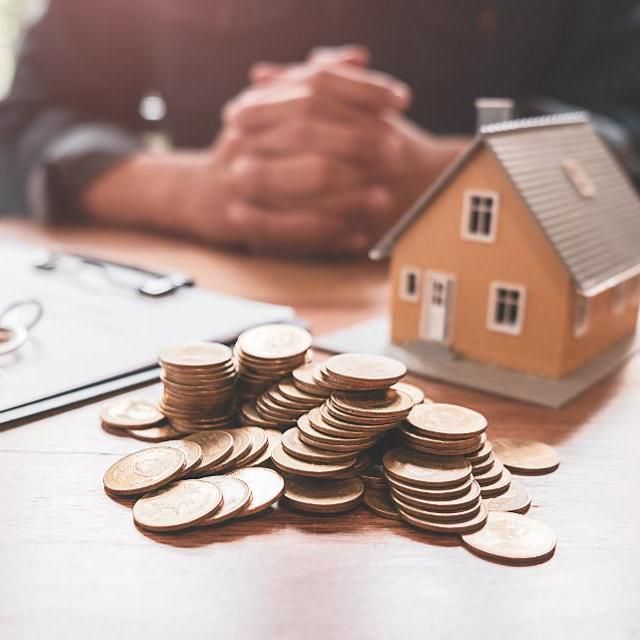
[612,284,626,315]
[574,295,591,338]
[461,189,500,243]
[486,281,527,336]
[399,266,420,303]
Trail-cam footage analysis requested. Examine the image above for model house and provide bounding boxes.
[370,101,640,379]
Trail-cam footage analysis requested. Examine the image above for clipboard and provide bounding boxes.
[0,240,297,427]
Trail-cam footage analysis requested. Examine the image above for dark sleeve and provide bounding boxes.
[524,0,640,188]
[0,0,148,219]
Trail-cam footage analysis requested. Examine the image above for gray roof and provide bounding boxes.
[370,113,640,296]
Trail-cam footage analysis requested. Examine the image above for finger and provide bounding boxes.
[308,44,370,67]
[250,62,290,85]
[227,201,370,256]
[223,85,359,131]
[228,152,368,204]
[304,64,411,112]
[242,118,404,176]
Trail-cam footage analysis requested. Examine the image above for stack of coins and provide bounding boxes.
[271,354,420,516]
[384,447,487,534]
[234,324,313,402]
[400,402,510,499]
[244,376,327,430]
[318,353,407,391]
[158,343,237,433]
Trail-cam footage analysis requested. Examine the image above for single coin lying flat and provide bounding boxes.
[101,397,164,429]
[461,512,556,565]
[103,446,186,496]
[133,479,222,532]
[491,438,560,474]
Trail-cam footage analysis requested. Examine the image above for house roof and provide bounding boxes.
[370,113,640,296]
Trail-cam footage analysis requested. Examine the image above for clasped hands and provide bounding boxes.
[188,45,432,256]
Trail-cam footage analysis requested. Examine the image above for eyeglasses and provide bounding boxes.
[0,299,44,355]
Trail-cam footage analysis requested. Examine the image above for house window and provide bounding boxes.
[574,296,590,337]
[461,190,499,242]
[400,267,420,302]
[612,284,626,315]
[487,282,526,335]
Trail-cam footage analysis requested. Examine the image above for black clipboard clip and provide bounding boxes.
[33,250,194,297]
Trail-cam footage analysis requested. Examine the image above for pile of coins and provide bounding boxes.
[158,343,237,432]
[234,324,312,402]
[99,325,560,565]
[270,354,420,515]
[401,403,511,498]
[103,435,285,533]
[384,447,486,534]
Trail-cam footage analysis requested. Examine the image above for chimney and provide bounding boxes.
[475,97,514,132]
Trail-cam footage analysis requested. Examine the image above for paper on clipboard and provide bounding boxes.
[0,240,295,425]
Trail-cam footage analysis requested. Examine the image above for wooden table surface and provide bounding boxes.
[1,219,639,640]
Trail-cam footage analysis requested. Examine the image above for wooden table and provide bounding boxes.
[1,219,639,639]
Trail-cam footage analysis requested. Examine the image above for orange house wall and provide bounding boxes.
[389,146,572,378]
[561,287,639,376]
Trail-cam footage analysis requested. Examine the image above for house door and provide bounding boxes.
[422,272,455,344]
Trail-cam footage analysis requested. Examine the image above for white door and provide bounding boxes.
[422,272,455,343]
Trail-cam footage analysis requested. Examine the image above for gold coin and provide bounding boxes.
[193,428,253,475]
[297,415,376,449]
[240,402,278,428]
[128,424,181,442]
[233,426,269,467]
[491,438,560,474]
[383,447,472,488]
[237,324,312,360]
[471,452,495,475]
[480,467,513,498]
[465,437,492,464]
[228,467,285,516]
[100,398,164,429]
[292,363,333,395]
[407,403,487,440]
[461,512,556,564]
[103,446,186,496]
[385,473,474,500]
[185,431,234,472]
[271,444,355,478]
[324,353,407,386]
[197,476,252,525]
[393,494,481,524]
[282,476,364,514]
[391,382,426,405]
[399,502,488,534]
[331,389,413,417]
[159,342,233,368]
[484,480,531,514]
[158,440,203,476]
[248,429,282,467]
[473,458,505,485]
[132,479,222,532]
[281,428,358,464]
[400,427,482,455]
[391,480,481,512]
[308,407,373,439]
[363,488,401,520]
[278,381,325,405]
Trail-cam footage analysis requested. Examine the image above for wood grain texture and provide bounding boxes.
[1,219,639,639]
